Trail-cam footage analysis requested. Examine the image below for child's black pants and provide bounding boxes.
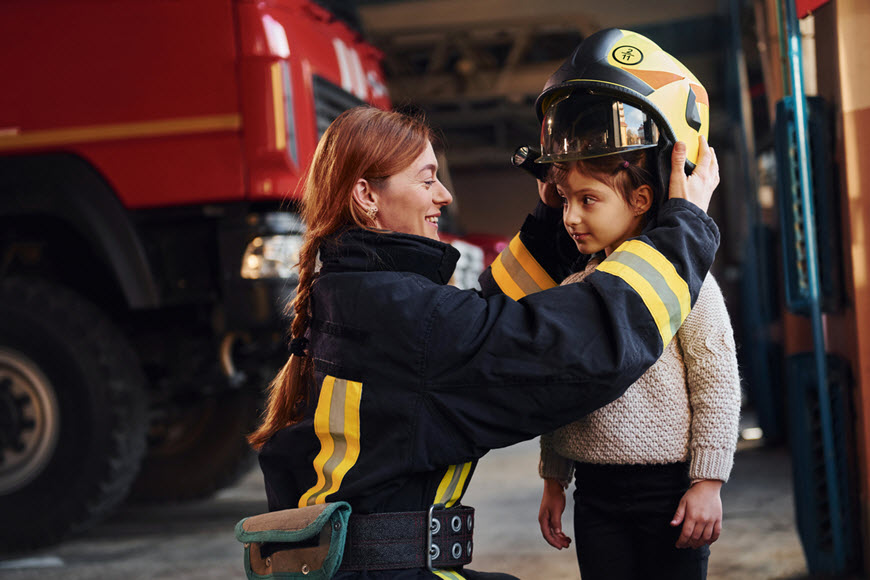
[572,461,710,580]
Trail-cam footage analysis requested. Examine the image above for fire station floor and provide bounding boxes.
[0,414,860,580]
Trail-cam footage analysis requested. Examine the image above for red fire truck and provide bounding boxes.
[0,0,393,550]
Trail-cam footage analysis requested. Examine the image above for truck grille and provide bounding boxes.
[312,75,366,137]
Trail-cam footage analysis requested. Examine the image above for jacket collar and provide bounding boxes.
[319,228,460,285]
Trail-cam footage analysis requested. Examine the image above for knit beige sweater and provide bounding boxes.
[540,262,742,484]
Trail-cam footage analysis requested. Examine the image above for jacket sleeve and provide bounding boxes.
[479,201,581,299]
[677,274,742,482]
[412,198,720,469]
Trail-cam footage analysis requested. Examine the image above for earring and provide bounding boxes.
[366,206,378,220]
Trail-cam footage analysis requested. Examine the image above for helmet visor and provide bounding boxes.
[537,95,659,163]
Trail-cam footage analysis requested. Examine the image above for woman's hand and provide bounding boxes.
[670,479,723,549]
[538,179,562,209]
[538,478,572,549]
[668,136,719,213]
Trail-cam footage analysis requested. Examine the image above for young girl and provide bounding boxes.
[535,137,741,580]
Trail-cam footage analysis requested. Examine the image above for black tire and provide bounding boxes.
[0,277,148,553]
[129,388,259,501]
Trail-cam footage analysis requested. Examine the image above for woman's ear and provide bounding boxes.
[351,178,379,215]
[631,185,654,216]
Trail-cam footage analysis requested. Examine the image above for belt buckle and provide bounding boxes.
[426,503,446,572]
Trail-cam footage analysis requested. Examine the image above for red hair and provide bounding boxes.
[248,106,432,450]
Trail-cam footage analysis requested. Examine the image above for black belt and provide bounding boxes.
[340,504,474,571]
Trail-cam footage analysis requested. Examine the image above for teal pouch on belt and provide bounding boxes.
[235,501,351,580]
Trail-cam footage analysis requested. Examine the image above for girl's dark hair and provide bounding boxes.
[247,106,433,450]
[549,148,662,218]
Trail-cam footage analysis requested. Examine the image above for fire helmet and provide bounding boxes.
[534,28,709,171]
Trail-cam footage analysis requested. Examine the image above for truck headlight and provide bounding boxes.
[240,234,303,280]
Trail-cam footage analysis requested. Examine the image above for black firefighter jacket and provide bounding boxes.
[257,199,720,580]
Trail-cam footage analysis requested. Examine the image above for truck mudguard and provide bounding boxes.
[0,153,160,308]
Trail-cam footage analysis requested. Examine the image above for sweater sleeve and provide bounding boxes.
[677,274,742,482]
[539,433,574,485]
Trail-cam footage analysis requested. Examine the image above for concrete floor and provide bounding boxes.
[0,436,812,580]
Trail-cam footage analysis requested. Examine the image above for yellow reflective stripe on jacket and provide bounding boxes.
[433,569,467,580]
[491,234,557,300]
[434,462,473,507]
[299,375,363,506]
[597,239,691,347]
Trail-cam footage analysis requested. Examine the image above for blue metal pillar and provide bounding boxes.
[780,0,846,569]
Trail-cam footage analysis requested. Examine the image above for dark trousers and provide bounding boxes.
[572,462,709,580]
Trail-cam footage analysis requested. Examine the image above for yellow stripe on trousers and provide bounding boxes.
[298,376,363,506]
[596,239,691,347]
[490,234,556,300]
[433,570,467,580]
[434,462,473,507]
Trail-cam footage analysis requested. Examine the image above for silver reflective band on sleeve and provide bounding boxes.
[490,234,557,300]
[596,240,691,347]
[298,376,363,506]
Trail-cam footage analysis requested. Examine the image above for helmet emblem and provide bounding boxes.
[612,45,643,65]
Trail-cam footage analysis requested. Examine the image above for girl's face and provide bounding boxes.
[371,142,453,241]
[556,165,649,256]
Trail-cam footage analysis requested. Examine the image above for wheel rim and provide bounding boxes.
[0,348,61,494]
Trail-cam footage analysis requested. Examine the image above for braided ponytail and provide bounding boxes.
[247,237,319,450]
[248,106,432,450]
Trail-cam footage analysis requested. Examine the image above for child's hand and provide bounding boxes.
[537,180,562,209]
[538,478,572,549]
[670,479,723,549]
[668,136,719,213]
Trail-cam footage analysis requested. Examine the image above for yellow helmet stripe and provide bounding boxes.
[298,375,363,506]
[596,240,691,347]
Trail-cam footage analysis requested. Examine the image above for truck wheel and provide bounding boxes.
[0,277,148,552]
[129,388,258,501]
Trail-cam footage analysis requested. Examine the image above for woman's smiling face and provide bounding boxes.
[371,142,453,241]
[556,164,647,256]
